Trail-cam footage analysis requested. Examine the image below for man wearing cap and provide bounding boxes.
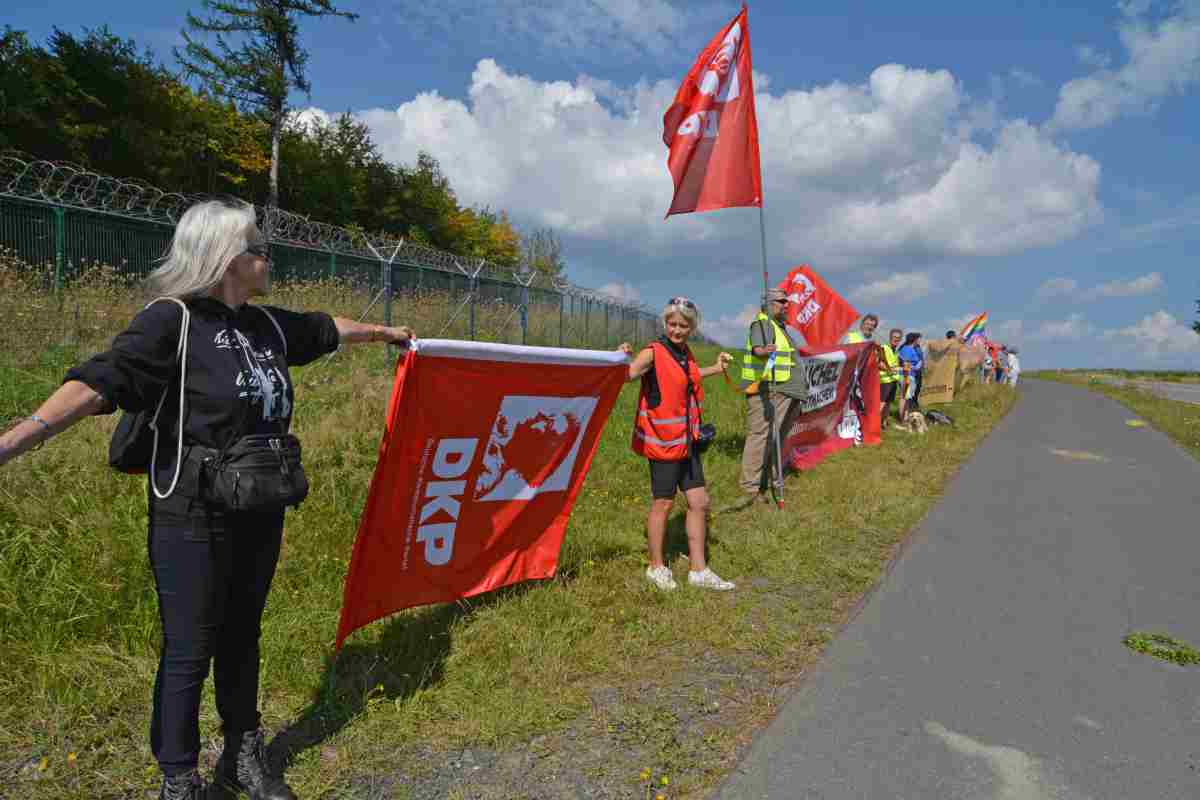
[739,288,800,503]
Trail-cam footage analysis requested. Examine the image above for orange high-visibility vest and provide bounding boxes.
[631,341,704,461]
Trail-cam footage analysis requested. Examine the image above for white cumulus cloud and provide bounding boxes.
[1034,272,1162,301]
[851,271,935,305]
[1032,313,1094,341]
[1050,1,1200,130]
[705,303,760,347]
[992,319,1026,342]
[596,281,641,303]
[341,59,1101,283]
[1102,310,1200,356]
[1035,277,1079,300]
[1086,271,1164,297]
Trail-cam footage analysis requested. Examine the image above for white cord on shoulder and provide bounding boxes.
[254,305,287,359]
[148,298,190,500]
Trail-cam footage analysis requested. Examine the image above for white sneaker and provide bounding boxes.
[645,565,677,590]
[688,567,735,591]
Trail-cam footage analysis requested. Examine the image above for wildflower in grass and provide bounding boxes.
[640,768,651,781]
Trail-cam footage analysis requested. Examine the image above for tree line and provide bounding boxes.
[0,11,565,278]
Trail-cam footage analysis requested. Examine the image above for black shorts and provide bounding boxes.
[648,452,706,499]
[880,382,897,404]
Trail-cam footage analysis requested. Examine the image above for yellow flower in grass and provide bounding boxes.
[661,776,670,786]
[640,768,651,781]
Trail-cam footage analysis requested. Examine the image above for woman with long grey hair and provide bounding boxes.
[0,199,414,800]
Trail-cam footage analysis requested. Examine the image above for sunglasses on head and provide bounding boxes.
[244,244,272,261]
[668,296,696,309]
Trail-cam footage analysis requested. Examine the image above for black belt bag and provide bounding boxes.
[194,434,309,513]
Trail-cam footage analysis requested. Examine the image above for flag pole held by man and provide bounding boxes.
[739,287,799,507]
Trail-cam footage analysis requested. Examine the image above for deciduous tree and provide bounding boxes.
[521,227,566,280]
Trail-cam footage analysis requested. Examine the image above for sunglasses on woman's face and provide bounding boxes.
[244,244,272,261]
[668,296,696,309]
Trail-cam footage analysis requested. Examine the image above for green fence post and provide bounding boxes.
[53,206,66,292]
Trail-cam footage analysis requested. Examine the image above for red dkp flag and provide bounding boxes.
[663,5,762,216]
[779,264,860,348]
[336,340,626,650]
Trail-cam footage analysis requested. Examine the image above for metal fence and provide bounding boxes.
[0,153,663,351]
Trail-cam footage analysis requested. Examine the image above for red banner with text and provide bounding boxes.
[336,340,627,650]
[783,342,881,471]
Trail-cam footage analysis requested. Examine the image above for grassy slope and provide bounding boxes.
[1029,371,1200,461]
[1,302,1016,797]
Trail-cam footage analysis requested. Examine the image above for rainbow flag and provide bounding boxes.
[960,312,988,342]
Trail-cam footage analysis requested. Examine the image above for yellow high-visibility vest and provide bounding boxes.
[741,313,794,383]
[880,343,900,384]
[845,330,866,343]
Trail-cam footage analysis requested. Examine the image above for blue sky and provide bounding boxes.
[11,0,1200,368]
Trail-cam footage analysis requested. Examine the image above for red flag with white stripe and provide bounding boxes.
[663,5,763,216]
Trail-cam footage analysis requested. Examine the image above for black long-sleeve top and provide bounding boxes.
[67,298,340,482]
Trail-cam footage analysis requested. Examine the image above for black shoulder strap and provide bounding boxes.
[752,317,775,348]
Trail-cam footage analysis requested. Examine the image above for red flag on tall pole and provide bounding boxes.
[779,265,860,347]
[663,5,762,217]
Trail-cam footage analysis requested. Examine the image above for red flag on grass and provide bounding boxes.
[779,264,859,348]
[335,340,627,650]
[663,5,762,216]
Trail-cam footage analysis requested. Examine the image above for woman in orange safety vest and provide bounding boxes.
[620,297,736,592]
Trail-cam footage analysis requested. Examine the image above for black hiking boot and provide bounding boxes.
[160,768,206,800]
[212,728,296,800]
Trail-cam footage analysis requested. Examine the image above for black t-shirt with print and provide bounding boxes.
[67,297,340,461]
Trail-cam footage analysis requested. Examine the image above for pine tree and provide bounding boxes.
[177,0,356,207]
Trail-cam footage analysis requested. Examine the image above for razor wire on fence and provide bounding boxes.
[0,153,671,377]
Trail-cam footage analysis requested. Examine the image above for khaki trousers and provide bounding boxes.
[739,390,795,494]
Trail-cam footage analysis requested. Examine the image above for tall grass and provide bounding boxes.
[0,268,1016,797]
[0,249,640,423]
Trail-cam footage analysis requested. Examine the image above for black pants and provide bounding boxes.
[148,489,285,776]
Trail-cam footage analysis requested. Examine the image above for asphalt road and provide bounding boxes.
[717,379,1200,800]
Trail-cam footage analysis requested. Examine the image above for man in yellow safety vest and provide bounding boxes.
[739,287,799,503]
[843,313,878,344]
[879,327,902,428]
